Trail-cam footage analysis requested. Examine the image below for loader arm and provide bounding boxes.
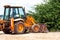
[24,16,36,27]
[27,16,36,24]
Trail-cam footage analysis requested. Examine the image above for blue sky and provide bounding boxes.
[0,0,44,15]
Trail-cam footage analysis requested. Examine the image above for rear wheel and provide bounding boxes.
[31,24,40,33]
[14,22,25,34]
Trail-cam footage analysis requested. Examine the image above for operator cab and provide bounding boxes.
[3,5,26,21]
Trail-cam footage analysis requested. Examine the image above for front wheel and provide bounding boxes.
[31,24,40,33]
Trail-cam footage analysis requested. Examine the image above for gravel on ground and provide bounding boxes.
[0,31,60,40]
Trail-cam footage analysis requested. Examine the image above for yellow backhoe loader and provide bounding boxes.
[0,5,48,34]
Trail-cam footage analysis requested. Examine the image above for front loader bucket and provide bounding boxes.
[39,23,49,33]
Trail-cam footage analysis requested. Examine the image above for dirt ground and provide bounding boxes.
[0,31,60,40]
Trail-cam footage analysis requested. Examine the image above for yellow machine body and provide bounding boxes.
[0,5,48,34]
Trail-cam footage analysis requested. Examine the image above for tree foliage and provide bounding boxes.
[29,0,60,31]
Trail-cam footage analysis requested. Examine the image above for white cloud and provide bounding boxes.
[0,0,44,15]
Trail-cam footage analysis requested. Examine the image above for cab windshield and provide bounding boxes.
[3,7,25,20]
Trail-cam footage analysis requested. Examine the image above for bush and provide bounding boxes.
[29,0,60,31]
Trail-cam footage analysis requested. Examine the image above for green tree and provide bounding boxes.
[29,0,60,31]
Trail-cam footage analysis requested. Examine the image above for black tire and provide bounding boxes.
[31,24,40,33]
[3,27,11,34]
[14,22,25,34]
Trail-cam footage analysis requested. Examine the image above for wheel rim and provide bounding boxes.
[34,26,39,32]
[18,24,24,32]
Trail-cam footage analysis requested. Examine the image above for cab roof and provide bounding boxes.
[4,5,23,8]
